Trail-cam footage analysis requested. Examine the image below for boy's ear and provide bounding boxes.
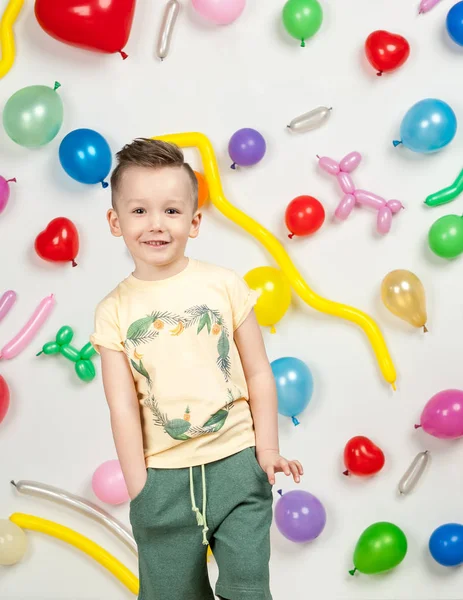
[107,209,123,237]
[189,211,202,239]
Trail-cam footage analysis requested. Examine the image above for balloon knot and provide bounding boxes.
[377,71,383,77]
[101,181,109,189]
[349,568,357,576]
[343,470,349,476]
[414,424,422,430]
[270,325,276,334]
[119,50,128,60]
[423,325,428,333]
[71,260,78,268]
[36,351,43,357]
[392,140,403,147]
[230,163,237,170]
[7,178,16,183]
[300,39,306,48]
[291,416,300,426]
[277,489,283,496]
[54,81,61,91]
[288,233,294,239]
[10,480,17,488]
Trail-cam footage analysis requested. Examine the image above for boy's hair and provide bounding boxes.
[110,138,198,212]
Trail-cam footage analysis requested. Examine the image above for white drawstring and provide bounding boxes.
[189,465,209,545]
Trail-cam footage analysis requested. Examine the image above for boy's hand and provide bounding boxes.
[256,449,303,486]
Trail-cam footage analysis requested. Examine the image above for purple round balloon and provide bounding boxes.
[419,389,463,439]
[228,128,266,169]
[275,490,326,543]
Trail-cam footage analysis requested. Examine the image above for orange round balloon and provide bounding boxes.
[194,171,209,209]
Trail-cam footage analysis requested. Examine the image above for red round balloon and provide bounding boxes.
[0,375,10,425]
[35,217,80,267]
[343,436,385,476]
[285,195,325,239]
[365,30,410,76]
[34,0,136,58]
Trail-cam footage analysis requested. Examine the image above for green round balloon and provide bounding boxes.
[3,82,63,148]
[428,214,463,259]
[282,0,323,47]
[350,522,408,576]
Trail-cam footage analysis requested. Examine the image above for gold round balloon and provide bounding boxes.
[0,519,28,565]
[381,270,428,332]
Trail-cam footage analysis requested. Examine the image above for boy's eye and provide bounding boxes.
[133,208,146,214]
[166,208,180,215]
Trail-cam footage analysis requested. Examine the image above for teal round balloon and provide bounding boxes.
[3,82,63,148]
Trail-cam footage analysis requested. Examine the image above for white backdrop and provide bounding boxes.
[1,1,463,599]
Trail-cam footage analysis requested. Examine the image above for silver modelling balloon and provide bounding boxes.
[11,480,137,554]
[287,106,332,133]
[157,0,181,61]
[398,451,430,495]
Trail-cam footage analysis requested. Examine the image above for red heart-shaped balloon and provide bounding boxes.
[35,217,80,267]
[34,0,136,58]
[365,30,410,76]
[343,436,385,477]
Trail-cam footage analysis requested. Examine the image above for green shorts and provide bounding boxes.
[129,447,274,600]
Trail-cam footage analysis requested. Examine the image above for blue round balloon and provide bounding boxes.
[447,2,463,46]
[394,99,457,154]
[271,357,313,426]
[59,128,112,187]
[429,523,463,567]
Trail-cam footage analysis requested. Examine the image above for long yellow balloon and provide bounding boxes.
[9,513,139,595]
[0,0,24,79]
[153,132,397,388]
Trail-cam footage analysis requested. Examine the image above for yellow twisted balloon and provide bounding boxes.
[0,0,24,79]
[9,513,139,595]
[153,132,397,388]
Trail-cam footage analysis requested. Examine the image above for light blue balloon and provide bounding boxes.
[271,357,313,426]
[59,128,112,188]
[393,99,457,154]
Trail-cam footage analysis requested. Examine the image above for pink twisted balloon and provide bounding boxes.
[317,152,403,235]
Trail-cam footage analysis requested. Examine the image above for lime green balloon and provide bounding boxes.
[3,82,63,148]
[282,0,323,47]
[428,214,463,259]
[350,522,408,576]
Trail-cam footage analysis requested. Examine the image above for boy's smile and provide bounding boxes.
[107,165,201,281]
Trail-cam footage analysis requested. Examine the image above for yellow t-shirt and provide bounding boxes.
[90,258,259,469]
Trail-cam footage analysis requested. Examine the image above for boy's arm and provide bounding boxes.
[234,311,303,485]
[100,347,148,499]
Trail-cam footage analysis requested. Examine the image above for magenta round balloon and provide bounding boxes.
[275,489,326,543]
[418,389,463,439]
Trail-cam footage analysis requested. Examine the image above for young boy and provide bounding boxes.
[90,138,303,600]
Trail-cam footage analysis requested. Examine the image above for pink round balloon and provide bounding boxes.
[417,389,463,439]
[191,0,246,25]
[92,460,129,505]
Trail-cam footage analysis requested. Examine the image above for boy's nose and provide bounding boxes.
[149,214,166,232]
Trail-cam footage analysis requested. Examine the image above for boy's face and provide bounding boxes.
[107,165,201,273]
